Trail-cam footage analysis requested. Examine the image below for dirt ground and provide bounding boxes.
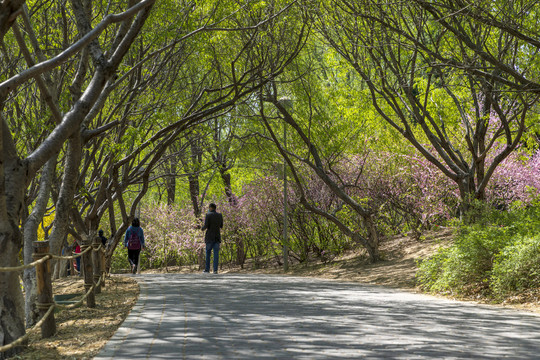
[10,276,138,360]
[252,228,454,289]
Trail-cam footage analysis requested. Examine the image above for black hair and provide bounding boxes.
[98,229,104,235]
[132,217,140,227]
[209,203,217,210]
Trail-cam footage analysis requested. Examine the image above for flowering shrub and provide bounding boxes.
[487,149,540,206]
[140,203,202,268]
[220,177,286,265]
[334,152,458,234]
[115,146,540,270]
[220,176,348,266]
[127,176,352,269]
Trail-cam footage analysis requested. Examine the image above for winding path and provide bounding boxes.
[95,274,540,359]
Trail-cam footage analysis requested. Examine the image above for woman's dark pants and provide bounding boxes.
[128,249,141,273]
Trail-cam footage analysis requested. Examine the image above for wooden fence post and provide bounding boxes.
[92,237,102,294]
[33,241,56,338]
[81,237,96,308]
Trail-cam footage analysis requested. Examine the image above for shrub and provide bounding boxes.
[491,236,540,299]
[417,203,540,300]
[417,225,513,296]
[141,203,201,268]
[111,245,130,272]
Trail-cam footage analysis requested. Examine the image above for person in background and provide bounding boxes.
[98,229,108,247]
[124,218,145,274]
[74,240,81,276]
[201,203,223,274]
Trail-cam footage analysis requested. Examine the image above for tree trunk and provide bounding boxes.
[362,214,380,262]
[166,170,176,206]
[188,173,201,217]
[166,157,177,206]
[0,228,27,359]
[0,124,27,357]
[457,175,477,215]
[23,157,56,327]
[49,133,82,279]
[220,167,235,205]
[188,139,202,217]
[236,238,245,267]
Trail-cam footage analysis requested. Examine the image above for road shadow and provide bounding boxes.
[99,274,540,359]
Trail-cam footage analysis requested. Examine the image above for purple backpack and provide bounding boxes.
[127,229,141,250]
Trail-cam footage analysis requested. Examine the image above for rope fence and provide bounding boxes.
[0,304,55,353]
[49,243,95,261]
[0,238,109,355]
[0,254,51,273]
[0,243,96,273]
[55,272,104,310]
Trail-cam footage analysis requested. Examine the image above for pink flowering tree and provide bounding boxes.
[132,145,540,270]
[141,203,202,269]
[331,152,458,236]
[486,149,540,206]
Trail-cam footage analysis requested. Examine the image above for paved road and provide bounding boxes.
[95,274,540,359]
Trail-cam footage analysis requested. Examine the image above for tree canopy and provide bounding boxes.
[2,0,540,356]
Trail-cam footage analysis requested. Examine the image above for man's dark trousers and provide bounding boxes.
[205,242,220,273]
[202,209,223,272]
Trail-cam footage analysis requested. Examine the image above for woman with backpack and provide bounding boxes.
[124,217,145,274]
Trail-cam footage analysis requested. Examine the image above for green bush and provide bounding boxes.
[491,236,540,299]
[111,244,154,272]
[111,245,130,272]
[417,202,540,300]
[417,225,514,296]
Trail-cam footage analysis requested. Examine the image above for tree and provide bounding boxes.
[411,0,540,94]
[49,0,308,269]
[0,0,156,354]
[258,82,381,261]
[310,0,535,211]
